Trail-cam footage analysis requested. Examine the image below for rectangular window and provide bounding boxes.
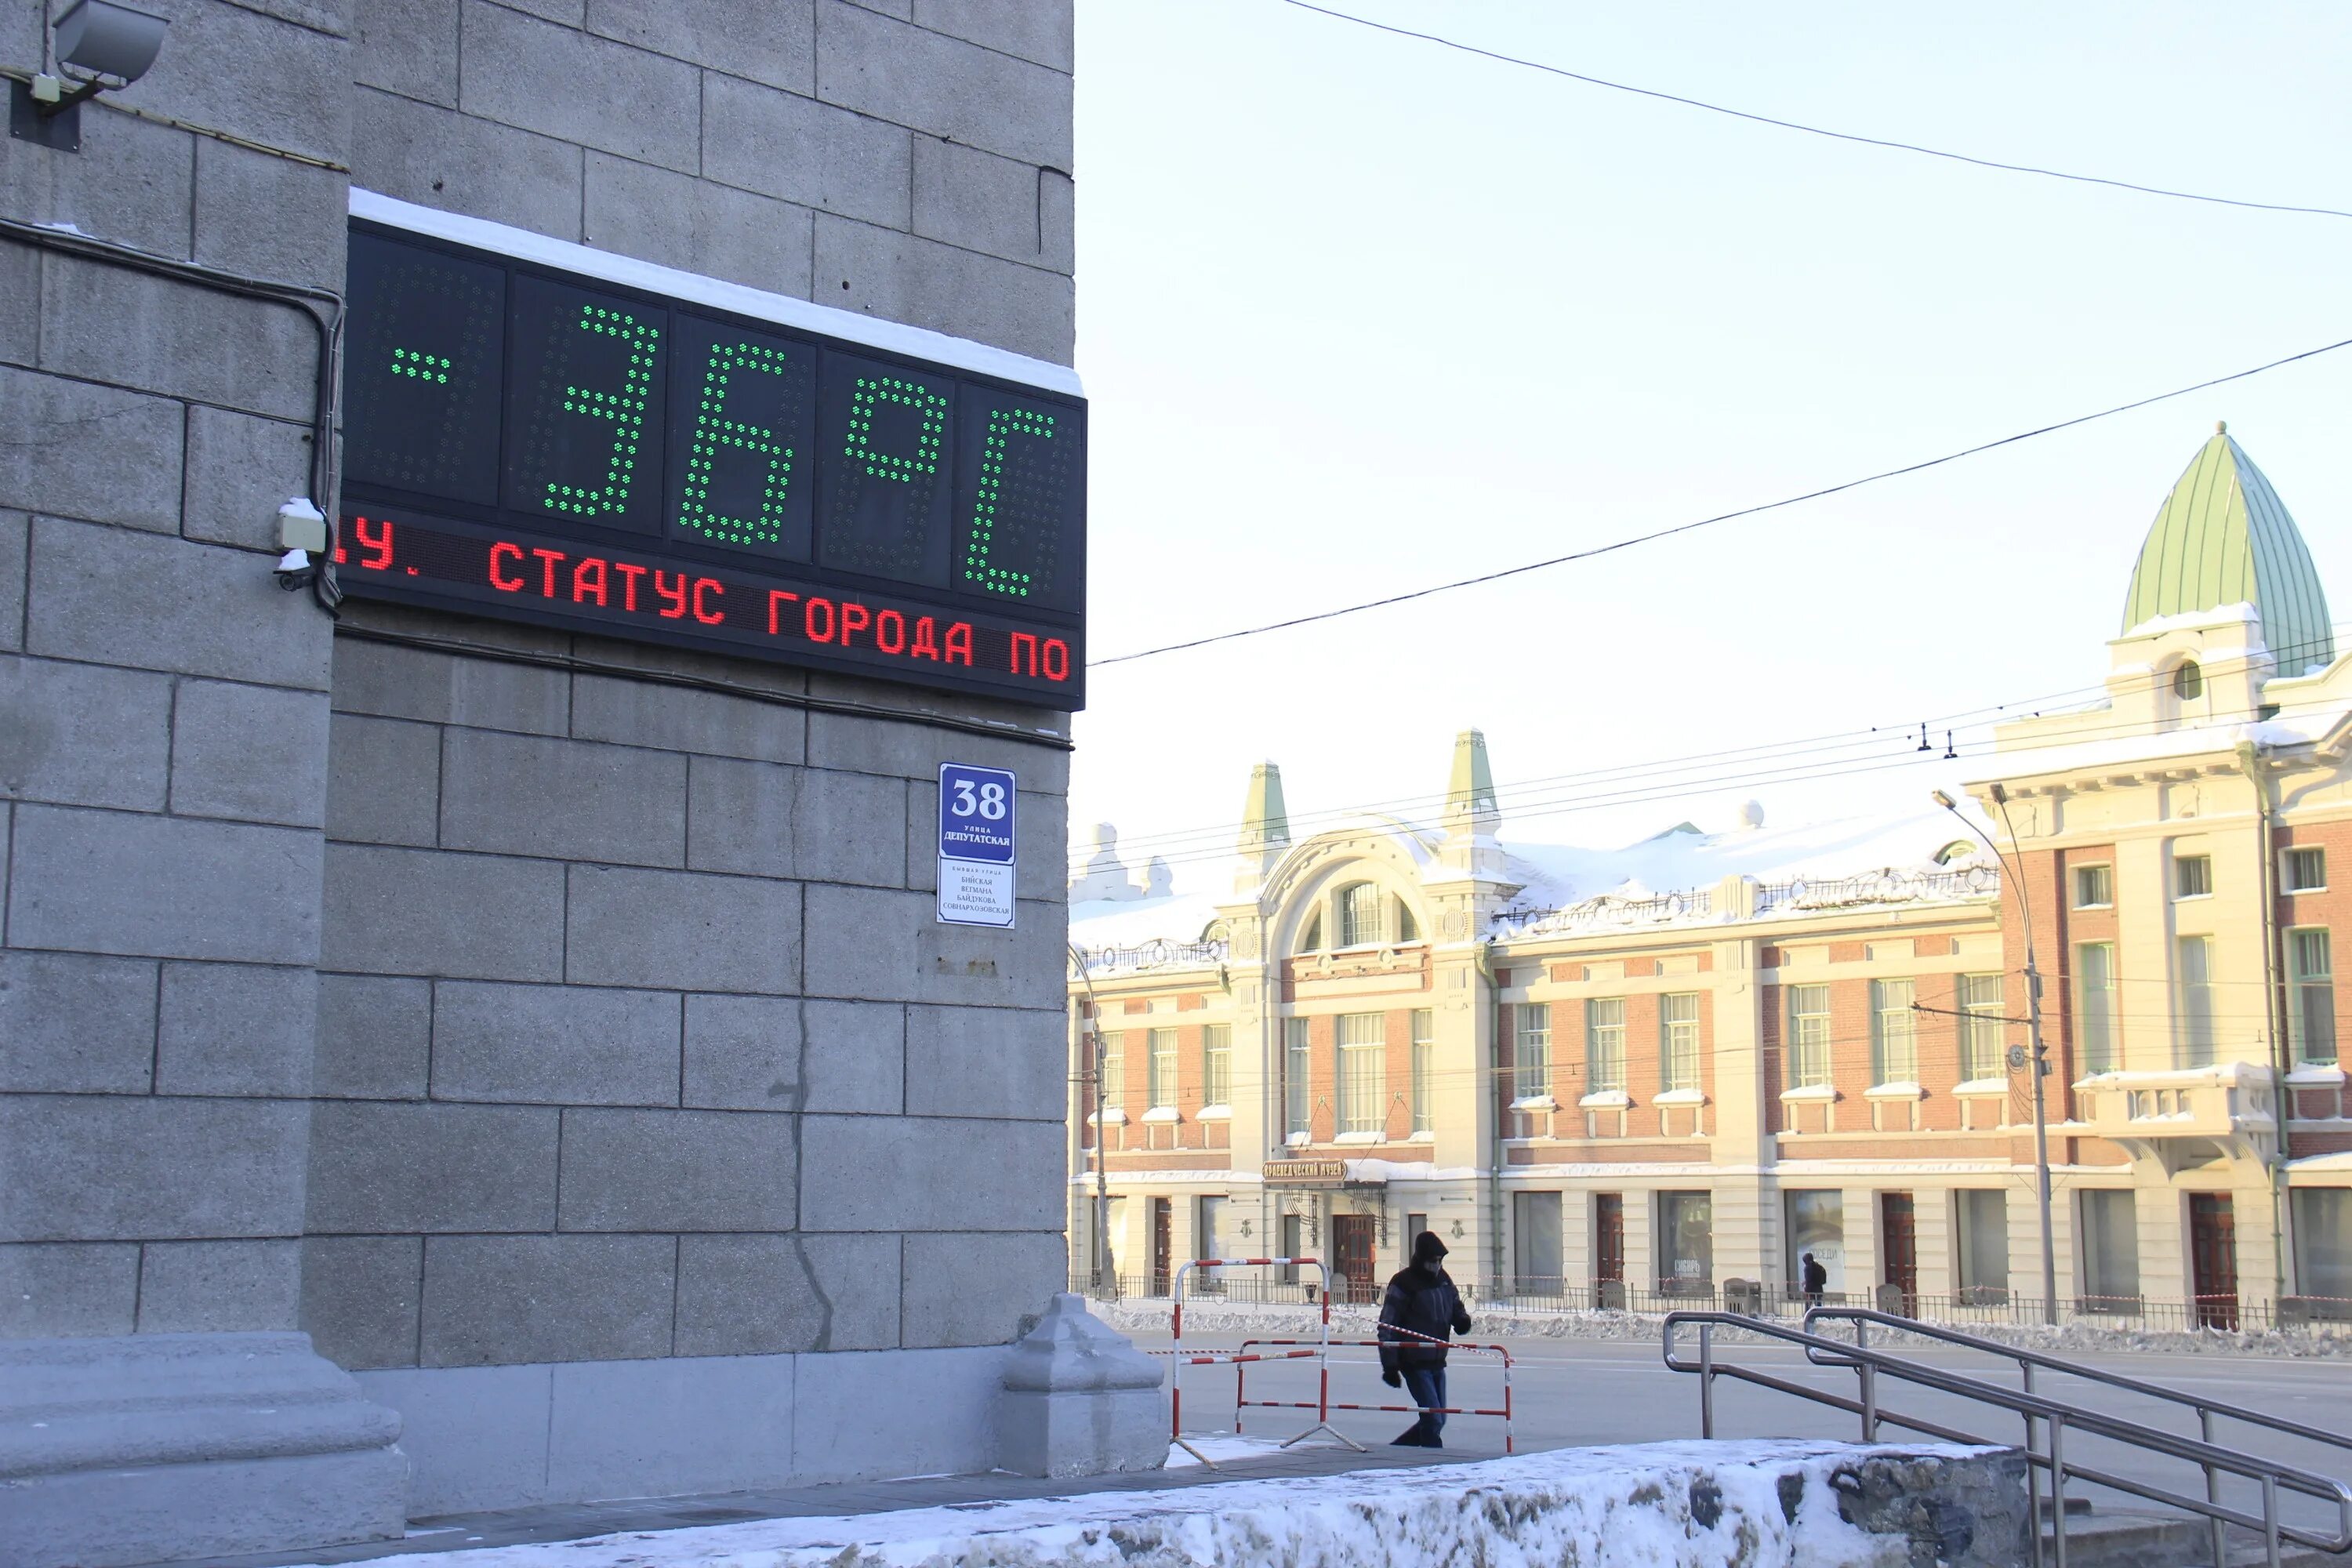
[1515,1004,1552,1101]
[2286,846,2328,893]
[2292,928,2336,1066]
[1956,1189,2009,1302]
[1339,881,1383,947]
[1586,999,1626,1092]
[1202,1023,1232,1109]
[2293,1189,2352,1302]
[2073,863,2113,909]
[1410,1008,1433,1133]
[2076,942,2117,1073]
[1098,1031,1124,1105]
[2080,1189,2140,1309]
[1283,1017,1311,1139]
[1661,993,1701,1091]
[1147,1028,1177,1111]
[1786,1189,1845,1298]
[1958,973,2005,1082]
[1196,1194,1227,1265]
[2178,935,2216,1066]
[1658,1190,1713,1294]
[1871,978,1918,1084]
[1512,1191,1563,1288]
[2176,853,2213,899]
[1338,1012,1385,1134]
[1787,984,1831,1088]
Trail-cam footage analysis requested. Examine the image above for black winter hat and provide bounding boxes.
[1413,1230,1448,1265]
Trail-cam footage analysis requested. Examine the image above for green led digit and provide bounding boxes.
[390,347,452,384]
[677,342,797,546]
[960,407,1055,598]
[546,305,659,518]
[843,374,947,484]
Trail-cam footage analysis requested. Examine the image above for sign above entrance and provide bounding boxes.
[1263,1159,1353,1185]
[336,194,1087,709]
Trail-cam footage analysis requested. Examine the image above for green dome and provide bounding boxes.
[2121,426,2333,677]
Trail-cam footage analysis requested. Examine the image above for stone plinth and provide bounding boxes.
[995,1293,1167,1479]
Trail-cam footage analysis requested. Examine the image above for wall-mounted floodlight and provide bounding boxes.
[9,0,169,154]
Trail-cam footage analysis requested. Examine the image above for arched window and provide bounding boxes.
[1396,898,1420,942]
[1338,881,1384,947]
[1297,909,1322,953]
[2174,660,2204,699]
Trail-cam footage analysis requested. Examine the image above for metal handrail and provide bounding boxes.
[1662,1311,2352,1568]
[1806,1304,2352,1568]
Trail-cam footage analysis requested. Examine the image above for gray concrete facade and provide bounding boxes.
[1,2,1082,1560]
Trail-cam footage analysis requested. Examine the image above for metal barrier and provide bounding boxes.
[1166,1257,1349,1464]
[1663,1309,2352,1568]
[1234,1329,1515,1454]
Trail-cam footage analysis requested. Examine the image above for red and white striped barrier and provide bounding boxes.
[1233,1330,1515,1454]
[1167,1257,1356,1465]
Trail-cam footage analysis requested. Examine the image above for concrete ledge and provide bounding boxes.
[244,1440,2025,1568]
[0,1332,406,1568]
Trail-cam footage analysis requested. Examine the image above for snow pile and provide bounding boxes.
[281,1441,2006,1567]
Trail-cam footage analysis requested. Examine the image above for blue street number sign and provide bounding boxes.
[937,762,1016,927]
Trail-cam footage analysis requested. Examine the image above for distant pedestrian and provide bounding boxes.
[1378,1231,1473,1448]
[1802,1252,1828,1308]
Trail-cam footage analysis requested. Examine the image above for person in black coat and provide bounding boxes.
[1377,1230,1473,1448]
[1801,1251,1828,1308]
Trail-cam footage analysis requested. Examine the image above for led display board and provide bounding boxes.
[339,215,1087,707]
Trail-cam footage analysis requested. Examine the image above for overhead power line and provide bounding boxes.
[1092,336,2352,666]
[1277,0,2352,222]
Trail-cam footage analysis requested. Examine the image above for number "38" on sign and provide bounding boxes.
[951,779,1008,820]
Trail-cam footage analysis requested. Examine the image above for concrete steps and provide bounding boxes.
[2042,1508,2342,1568]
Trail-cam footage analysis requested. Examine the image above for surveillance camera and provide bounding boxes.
[274,547,317,592]
[55,0,169,85]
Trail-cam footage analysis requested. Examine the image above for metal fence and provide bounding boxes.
[1075,1272,2352,1335]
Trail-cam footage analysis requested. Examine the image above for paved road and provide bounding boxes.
[1131,1325,2352,1541]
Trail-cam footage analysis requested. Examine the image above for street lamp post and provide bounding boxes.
[1935,786,2061,1326]
[1069,944,1112,1298]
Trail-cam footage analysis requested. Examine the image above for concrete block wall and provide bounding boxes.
[352,0,1074,364]
[0,0,350,1343]
[5,0,1081,1526]
[307,611,1073,1374]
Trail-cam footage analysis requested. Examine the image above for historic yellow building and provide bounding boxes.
[1068,426,2352,1327]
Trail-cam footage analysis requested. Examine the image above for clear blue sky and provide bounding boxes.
[1066,0,2352,884]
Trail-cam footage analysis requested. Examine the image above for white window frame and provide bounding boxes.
[1871,978,1918,1085]
[1788,984,1831,1089]
[1337,1012,1385,1136]
[1409,1007,1433,1134]
[1146,1027,1178,1113]
[1338,881,1384,948]
[2076,942,2117,1074]
[1661,993,1700,1093]
[1202,1022,1232,1111]
[1586,998,1626,1094]
[2290,927,2336,1067]
[1957,973,2005,1083]
[2176,935,2216,1066]
[1283,1016,1312,1140]
[1098,1031,1124,1105]
[2175,854,2213,900]
[1514,1004,1552,1102]
[2285,847,2328,894]
[2072,863,2113,909]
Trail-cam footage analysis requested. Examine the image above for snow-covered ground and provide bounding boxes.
[281,1441,2003,1568]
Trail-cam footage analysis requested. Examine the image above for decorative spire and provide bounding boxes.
[1232,762,1290,893]
[2121,426,2332,676]
[1445,728,1498,833]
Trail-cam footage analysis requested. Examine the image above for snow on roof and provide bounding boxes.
[1494,804,1982,913]
[1972,704,2352,786]
[1070,889,1226,949]
[2122,602,2259,639]
[1071,801,1996,957]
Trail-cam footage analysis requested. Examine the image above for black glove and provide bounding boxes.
[1381,1368,1402,1388]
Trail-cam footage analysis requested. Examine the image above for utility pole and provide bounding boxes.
[1936,786,2060,1325]
[1069,945,1112,1297]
